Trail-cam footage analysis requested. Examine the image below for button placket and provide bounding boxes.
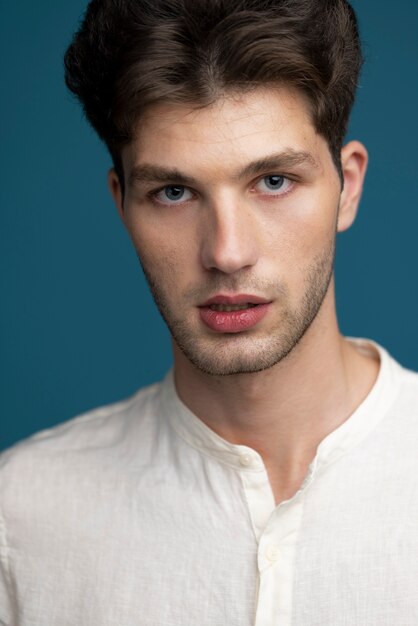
[239,453,253,468]
[265,543,279,563]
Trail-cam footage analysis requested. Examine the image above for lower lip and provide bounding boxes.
[199,304,270,333]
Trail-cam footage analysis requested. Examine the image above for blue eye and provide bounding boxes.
[256,175,292,195]
[164,186,185,200]
[264,175,284,190]
[154,185,193,205]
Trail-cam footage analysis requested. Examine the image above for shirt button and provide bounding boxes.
[265,544,279,563]
[239,454,253,467]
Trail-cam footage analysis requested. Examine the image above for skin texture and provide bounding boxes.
[109,87,378,503]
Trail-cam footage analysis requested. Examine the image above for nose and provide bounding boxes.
[200,199,259,274]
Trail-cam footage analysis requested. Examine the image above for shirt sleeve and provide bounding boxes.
[0,486,14,625]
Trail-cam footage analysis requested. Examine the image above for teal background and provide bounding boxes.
[1,1,417,450]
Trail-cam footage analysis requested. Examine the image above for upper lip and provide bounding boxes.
[199,294,271,307]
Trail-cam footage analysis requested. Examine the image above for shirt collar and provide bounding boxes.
[159,339,403,473]
[160,373,265,471]
[315,338,402,468]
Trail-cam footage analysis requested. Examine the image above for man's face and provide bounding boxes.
[116,88,347,376]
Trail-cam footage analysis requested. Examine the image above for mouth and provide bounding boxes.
[199,294,271,308]
[207,303,258,312]
[198,294,272,333]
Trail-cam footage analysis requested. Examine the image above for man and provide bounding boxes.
[1,0,417,624]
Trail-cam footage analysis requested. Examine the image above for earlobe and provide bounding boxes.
[337,140,368,233]
[108,168,125,221]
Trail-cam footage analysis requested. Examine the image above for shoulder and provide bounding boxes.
[0,379,165,506]
[0,377,176,620]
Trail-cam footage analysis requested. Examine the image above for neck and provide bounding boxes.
[173,289,379,503]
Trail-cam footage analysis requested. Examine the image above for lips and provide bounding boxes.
[198,294,271,333]
[207,302,257,312]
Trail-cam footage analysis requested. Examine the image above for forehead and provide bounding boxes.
[124,87,326,174]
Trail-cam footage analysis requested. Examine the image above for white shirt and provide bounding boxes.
[1,339,418,626]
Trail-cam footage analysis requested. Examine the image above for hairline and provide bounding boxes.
[116,86,344,191]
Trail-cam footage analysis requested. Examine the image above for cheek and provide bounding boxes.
[126,219,194,287]
[127,205,204,265]
[260,191,338,291]
[125,212,166,257]
[270,189,339,257]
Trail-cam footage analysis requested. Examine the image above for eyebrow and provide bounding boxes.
[238,150,320,179]
[129,165,198,187]
[128,149,319,187]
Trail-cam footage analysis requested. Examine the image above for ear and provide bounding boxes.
[337,140,368,233]
[108,168,125,222]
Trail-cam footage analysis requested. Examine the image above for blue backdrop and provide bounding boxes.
[1,1,417,450]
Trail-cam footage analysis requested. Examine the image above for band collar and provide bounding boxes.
[160,339,402,473]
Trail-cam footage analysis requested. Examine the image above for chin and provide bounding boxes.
[175,333,298,377]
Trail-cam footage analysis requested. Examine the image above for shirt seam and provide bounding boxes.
[166,416,266,472]
[160,387,266,472]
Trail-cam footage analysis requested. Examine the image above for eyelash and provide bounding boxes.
[148,174,295,206]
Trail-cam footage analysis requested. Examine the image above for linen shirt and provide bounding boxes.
[1,339,418,626]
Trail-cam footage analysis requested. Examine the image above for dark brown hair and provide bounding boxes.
[64,0,363,183]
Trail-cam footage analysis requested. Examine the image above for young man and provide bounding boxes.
[1,1,417,624]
